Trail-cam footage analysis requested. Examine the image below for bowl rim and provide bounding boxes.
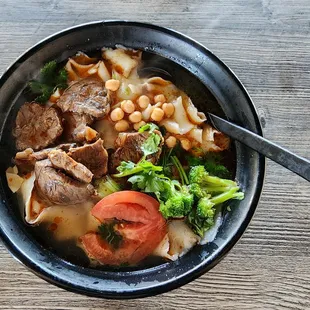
[0,20,266,298]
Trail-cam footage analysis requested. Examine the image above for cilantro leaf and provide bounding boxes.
[203,153,231,178]
[98,222,123,249]
[141,133,161,157]
[115,159,162,178]
[139,123,159,133]
[128,171,167,193]
[186,152,231,179]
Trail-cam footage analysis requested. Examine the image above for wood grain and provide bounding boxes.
[1,0,310,309]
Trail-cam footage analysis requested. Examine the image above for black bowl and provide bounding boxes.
[0,21,265,298]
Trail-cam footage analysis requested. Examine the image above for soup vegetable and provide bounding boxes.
[5,47,244,267]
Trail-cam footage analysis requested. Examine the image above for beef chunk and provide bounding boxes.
[34,159,94,205]
[15,143,77,172]
[68,139,108,178]
[57,78,110,118]
[109,131,163,172]
[48,150,93,183]
[14,102,63,151]
[62,112,98,143]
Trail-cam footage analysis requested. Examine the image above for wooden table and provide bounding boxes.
[1,1,310,309]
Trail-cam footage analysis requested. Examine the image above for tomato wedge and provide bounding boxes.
[81,191,167,265]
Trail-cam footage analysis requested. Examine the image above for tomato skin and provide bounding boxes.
[91,191,161,222]
[92,203,150,224]
[81,191,167,266]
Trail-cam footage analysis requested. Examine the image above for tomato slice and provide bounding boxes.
[91,191,161,221]
[92,203,151,224]
[81,191,167,266]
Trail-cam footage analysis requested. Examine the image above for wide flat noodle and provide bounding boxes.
[152,220,199,261]
[201,124,230,152]
[6,166,24,193]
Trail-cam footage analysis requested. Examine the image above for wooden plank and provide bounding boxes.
[1,0,310,309]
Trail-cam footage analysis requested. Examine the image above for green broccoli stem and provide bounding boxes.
[203,175,237,187]
[203,186,236,193]
[211,187,242,205]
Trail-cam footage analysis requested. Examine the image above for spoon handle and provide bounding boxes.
[208,113,310,182]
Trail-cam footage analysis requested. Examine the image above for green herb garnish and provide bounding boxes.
[171,155,189,185]
[98,222,123,249]
[28,60,68,103]
[141,133,161,157]
[186,152,231,179]
[138,123,159,134]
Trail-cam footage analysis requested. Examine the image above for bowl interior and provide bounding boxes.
[0,21,265,298]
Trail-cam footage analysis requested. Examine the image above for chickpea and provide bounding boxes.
[180,138,191,151]
[129,111,142,123]
[151,107,165,122]
[165,136,177,148]
[162,102,175,117]
[115,119,129,132]
[121,100,135,113]
[110,107,124,122]
[133,120,146,131]
[137,95,150,109]
[154,94,166,104]
[105,79,120,91]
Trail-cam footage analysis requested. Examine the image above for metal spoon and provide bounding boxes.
[208,113,310,182]
[138,66,174,81]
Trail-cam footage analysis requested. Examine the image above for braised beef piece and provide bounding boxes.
[34,159,94,205]
[109,131,163,173]
[48,150,93,183]
[68,139,108,178]
[57,78,110,118]
[15,143,77,172]
[62,112,98,143]
[14,102,63,151]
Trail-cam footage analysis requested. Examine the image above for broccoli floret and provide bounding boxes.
[189,183,208,200]
[189,165,208,184]
[182,191,194,212]
[160,196,188,218]
[188,165,244,237]
[197,197,215,218]
[189,165,237,190]
[189,165,243,204]
[187,197,216,237]
[159,181,194,219]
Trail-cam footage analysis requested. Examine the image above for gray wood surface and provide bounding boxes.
[1,0,310,309]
